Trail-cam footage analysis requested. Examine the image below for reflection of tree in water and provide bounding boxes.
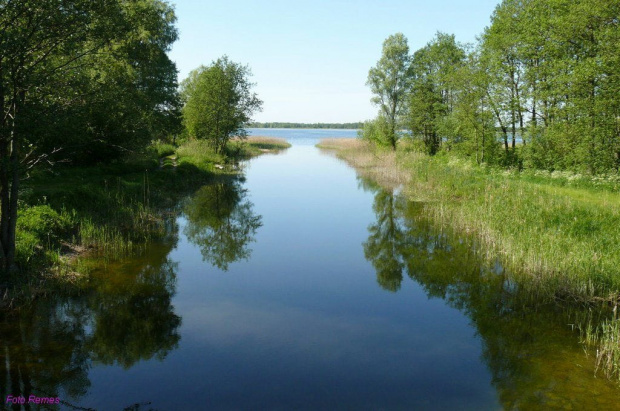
[0,221,181,407]
[362,179,619,409]
[0,299,91,407]
[361,178,406,292]
[86,250,181,369]
[184,180,262,271]
[0,178,260,406]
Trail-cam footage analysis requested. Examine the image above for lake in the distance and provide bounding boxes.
[1,129,618,410]
[247,127,358,145]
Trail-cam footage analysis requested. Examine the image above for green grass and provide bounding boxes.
[2,136,289,308]
[321,138,620,301]
[321,137,620,379]
[230,136,291,158]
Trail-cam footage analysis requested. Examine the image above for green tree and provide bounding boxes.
[0,0,179,273]
[181,56,262,154]
[480,0,620,173]
[451,50,500,164]
[1,0,120,273]
[358,115,392,146]
[367,33,412,150]
[29,0,180,164]
[481,0,528,158]
[408,33,466,155]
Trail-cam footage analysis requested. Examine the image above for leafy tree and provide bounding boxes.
[181,56,262,154]
[451,50,500,164]
[0,0,179,273]
[358,115,392,146]
[481,0,620,172]
[367,33,412,150]
[1,0,121,273]
[481,0,528,157]
[408,33,466,155]
[30,0,181,163]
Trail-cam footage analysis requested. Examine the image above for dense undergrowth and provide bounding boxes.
[2,137,289,308]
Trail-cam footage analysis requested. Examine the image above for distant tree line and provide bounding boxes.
[250,122,363,129]
[365,0,620,174]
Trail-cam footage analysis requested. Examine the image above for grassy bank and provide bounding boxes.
[1,137,290,308]
[319,138,620,301]
[319,137,620,378]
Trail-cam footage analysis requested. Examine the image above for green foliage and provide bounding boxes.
[480,0,620,172]
[17,0,181,164]
[450,52,502,164]
[181,56,263,154]
[358,116,392,147]
[1,0,181,274]
[408,33,466,155]
[367,33,412,150]
[150,141,177,158]
[176,140,226,170]
[15,205,74,267]
[362,1,620,173]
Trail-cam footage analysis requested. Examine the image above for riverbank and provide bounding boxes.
[319,137,620,378]
[0,137,290,309]
[319,138,620,302]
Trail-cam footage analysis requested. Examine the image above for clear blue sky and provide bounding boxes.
[168,0,500,123]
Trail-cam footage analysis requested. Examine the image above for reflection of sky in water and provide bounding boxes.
[79,143,500,409]
[5,131,619,409]
[85,144,495,410]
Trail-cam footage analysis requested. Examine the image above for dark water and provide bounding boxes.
[1,131,619,410]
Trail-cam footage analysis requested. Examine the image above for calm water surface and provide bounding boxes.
[1,130,619,410]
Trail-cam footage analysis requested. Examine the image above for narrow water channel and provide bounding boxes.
[1,133,619,410]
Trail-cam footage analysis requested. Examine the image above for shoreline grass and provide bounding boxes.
[319,137,620,379]
[1,137,290,309]
[319,138,620,301]
[232,136,291,157]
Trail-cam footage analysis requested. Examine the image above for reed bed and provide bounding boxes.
[243,136,291,149]
[318,138,411,190]
[321,137,620,379]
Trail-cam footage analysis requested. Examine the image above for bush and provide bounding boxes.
[16,204,74,267]
[149,140,176,158]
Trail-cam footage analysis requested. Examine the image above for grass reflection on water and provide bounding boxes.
[361,176,620,409]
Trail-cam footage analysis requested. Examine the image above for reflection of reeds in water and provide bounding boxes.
[322,137,620,381]
[574,304,620,381]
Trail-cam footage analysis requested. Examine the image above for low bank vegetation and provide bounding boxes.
[321,138,620,302]
[1,137,289,308]
[320,137,620,378]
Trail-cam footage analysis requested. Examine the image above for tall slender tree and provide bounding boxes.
[367,33,412,150]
